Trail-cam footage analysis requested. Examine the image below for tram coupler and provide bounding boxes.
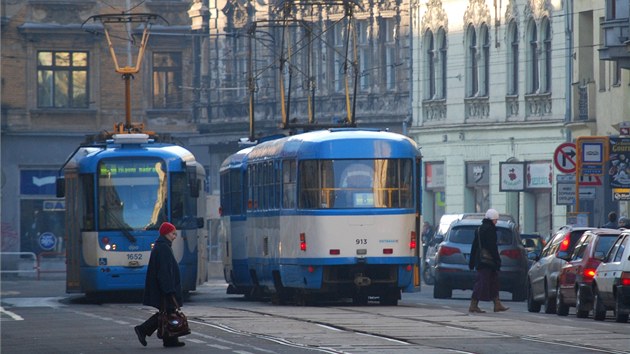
[354,274,372,287]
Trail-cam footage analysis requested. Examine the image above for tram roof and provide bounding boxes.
[247,129,419,160]
[66,139,197,172]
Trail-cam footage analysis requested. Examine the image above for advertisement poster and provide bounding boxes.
[608,137,630,188]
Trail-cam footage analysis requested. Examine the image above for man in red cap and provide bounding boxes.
[134,222,186,347]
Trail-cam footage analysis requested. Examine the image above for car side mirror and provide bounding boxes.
[527,251,538,261]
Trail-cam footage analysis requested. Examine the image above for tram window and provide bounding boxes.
[299,160,320,209]
[171,173,198,229]
[296,159,413,209]
[282,160,296,209]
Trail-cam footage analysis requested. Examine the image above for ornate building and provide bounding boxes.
[410,0,628,234]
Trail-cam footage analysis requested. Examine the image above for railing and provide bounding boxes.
[0,252,37,276]
[36,252,65,280]
[0,251,65,279]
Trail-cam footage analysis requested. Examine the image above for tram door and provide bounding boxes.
[60,169,82,293]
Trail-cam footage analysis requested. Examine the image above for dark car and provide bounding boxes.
[556,229,622,317]
[527,225,595,314]
[433,216,528,301]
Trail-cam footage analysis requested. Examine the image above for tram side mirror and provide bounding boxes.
[56,177,65,198]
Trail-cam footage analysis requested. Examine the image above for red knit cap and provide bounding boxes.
[159,222,176,236]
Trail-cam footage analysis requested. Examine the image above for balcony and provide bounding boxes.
[599,12,630,68]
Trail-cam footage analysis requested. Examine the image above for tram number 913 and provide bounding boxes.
[127,253,143,261]
[355,238,367,245]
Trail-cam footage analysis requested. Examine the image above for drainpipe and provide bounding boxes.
[565,0,573,142]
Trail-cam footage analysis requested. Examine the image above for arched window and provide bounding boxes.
[479,24,490,96]
[527,19,539,93]
[437,28,447,99]
[540,17,552,93]
[507,20,519,95]
[424,30,436,99]
[466,24,478,97]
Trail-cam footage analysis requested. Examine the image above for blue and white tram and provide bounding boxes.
[219,146,255,297]
[58,134,206,296]
[220,129,422,305]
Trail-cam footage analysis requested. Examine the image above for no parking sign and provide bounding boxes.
[554,142,577,174]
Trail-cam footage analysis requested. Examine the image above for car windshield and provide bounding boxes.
[448,226,513,245]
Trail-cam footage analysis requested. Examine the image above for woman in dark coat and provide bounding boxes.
[134,222,186,347]
[468,209,509,313]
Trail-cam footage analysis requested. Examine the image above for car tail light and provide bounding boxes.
[438,246,461,257]
[583,259,601,281]
[500,249,521,259]
[558,234,570,252]
[621,272,630,287]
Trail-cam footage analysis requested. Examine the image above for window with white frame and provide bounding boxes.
[466,24,478,97]
[382,17,397,91]
[436,28,447,99]
[540,17,551,93]
[527,18,539,93]
[37,51,89,108]
[332,22,345,93]
[357,20,371,91]
[424,30,435,99]
[479,24,490,97]
[507,20,519,95]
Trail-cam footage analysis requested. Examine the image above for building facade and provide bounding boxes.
[410,0,629,237]
[0,0,201,258]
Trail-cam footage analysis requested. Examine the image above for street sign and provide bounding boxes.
[554,143,577,173]
[578,187,596,200]
[556,183,575,205]
[579,174,602,186]
[613,188,630,201]
[556,174,576,183]
[581,142,604,164]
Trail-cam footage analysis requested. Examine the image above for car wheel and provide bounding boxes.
[556,286,569,316]
[526,280,541,313]
[433,281,452,299]
[544,283,556,314]
[575,286,590,318]
[593,288,606,321]
[615,293,629,323]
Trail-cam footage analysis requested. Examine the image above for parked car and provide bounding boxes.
[592,232,630,322]
[556,229,622,317]
[527,225,595,314]
[433,216,528,301]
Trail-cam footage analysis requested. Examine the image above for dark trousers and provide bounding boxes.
[138,312,159,337]
[138,312,180,344]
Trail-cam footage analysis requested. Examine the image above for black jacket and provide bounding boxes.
[469,218,501,271]
[142,235,183,311]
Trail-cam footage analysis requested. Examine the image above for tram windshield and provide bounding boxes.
[298,159,413,209]
[98,159,167,230]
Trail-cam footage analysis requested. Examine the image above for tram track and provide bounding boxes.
[193,302,629,354]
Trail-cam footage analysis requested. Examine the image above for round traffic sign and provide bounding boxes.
[554,142,577,173]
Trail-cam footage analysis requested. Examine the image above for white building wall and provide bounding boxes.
[411,0,570,236]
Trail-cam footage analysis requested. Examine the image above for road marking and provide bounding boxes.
[1,306,23,321]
